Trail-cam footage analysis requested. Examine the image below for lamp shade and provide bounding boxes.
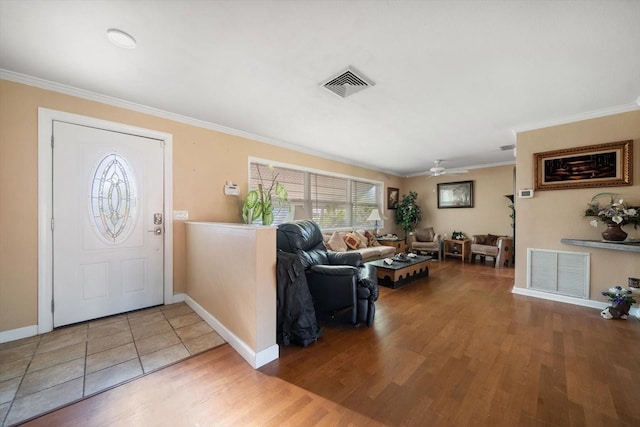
[366,209,385,222]
[286,205,309,221]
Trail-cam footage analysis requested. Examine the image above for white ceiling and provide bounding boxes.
[1,0,639,176]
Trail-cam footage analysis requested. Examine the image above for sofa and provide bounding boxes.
[277,220,379,326]
[321,230,395,262]
[470,234,513,267]
[408,227,442,260]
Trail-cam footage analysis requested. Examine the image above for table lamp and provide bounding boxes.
[366,208,386,236]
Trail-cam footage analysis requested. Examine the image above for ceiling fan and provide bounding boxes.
[425,160,469,177]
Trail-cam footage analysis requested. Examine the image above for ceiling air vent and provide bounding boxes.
[322,66,375,98]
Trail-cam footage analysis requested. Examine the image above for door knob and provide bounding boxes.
[148,227,162,235]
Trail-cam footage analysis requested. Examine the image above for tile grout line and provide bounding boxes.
[128,310,145,376]
[1,335,43,427]
[1,304,223,427]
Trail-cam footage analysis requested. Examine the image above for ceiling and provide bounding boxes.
[1,0,639,176]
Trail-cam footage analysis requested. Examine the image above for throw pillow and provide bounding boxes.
[364,230,380,246]
[486,234,499,246]
[327,231,348,252]
[344,232,361,250]
[354,230,368,248]
[415,227,435,242]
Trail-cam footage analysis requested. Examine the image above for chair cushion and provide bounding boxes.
[327,231,348,252]
[415,227,435,242]
[486,234,499,246]
[277,220,330,269]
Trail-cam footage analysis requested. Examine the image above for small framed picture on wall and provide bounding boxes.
[387,187,399,210]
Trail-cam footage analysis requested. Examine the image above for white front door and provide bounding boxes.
[52,121,165,327]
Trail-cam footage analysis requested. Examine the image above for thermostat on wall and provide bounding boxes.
[224,181,240,196]
[518,189,534,198]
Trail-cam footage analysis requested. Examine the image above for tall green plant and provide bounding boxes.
[395,191,422,239]
[242,166,288,226]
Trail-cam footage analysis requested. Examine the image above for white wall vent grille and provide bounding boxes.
[527,248,590,298]
[321,66,375,98]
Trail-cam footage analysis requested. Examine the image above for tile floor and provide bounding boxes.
[0,302,226,427]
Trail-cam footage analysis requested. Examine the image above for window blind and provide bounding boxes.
[249,161,382,229]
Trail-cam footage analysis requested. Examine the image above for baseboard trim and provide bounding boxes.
[171,293,186,303]
[184,294,278,369]
[0,324,38,344]
[511,286,640,317]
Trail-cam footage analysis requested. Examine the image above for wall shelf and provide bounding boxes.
[561,238,640,253]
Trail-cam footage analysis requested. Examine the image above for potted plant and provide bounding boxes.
[395,191,421,240]
[600,285,637,320]
[585,192,639,241]
[242,165,288,226]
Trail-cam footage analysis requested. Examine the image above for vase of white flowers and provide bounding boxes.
[585,193,639,241]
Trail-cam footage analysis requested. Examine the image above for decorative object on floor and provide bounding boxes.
[534,140,632,191]
[437,180,474,208]
[242,164,288,225]
[585,192,639,241]
[451,231,465,240]
[600,285,637,320]
[395,191,421,239]
[367,208,386,236]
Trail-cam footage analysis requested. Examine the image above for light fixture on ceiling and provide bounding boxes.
[106,28,136,49]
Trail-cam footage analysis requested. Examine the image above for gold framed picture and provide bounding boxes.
[534,140,632,191]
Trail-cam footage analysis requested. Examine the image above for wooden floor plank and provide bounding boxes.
[20,260,640,426]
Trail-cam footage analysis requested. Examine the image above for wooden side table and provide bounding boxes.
[377,238,406,254]
[443,239,470,264]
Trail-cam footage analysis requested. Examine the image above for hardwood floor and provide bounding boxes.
[22,260,640,426]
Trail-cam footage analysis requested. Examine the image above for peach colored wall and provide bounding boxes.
[185,222,276,360]
[0,79,403,332]
[405,165,515,239]
[514,110,640,301]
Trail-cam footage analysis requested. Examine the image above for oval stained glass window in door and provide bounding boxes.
[90,153,137,243]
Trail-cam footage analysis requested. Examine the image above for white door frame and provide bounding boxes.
[37,108,174,334]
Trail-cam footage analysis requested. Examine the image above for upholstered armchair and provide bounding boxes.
[276,220,379,327]
[470,234,513,268]
[408,227,442,261]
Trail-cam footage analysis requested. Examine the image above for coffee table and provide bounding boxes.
[367,255,431,289]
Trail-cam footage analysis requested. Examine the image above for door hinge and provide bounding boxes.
[51,134,54,148]
[51,299,54,313]
[51,218,54,231]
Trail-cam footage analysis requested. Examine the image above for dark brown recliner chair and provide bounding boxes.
[276,220,379,326]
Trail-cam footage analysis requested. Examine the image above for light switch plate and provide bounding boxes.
[173,210,189,221]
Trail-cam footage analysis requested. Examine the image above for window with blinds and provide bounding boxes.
[249,161,383,229]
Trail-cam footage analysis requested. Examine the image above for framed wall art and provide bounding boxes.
[387,187,399,210]
[437,180,474,209]
[534,140,632,191]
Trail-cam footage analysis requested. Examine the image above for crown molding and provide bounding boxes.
[511,102,640,134]
[0,69,400,176]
